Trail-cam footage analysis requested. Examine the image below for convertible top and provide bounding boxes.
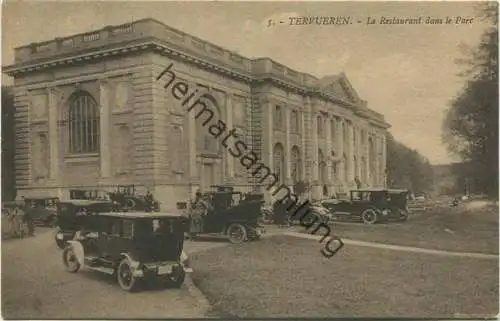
[97,211,185,219]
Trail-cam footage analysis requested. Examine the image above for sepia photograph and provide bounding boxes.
[1,0,498,319]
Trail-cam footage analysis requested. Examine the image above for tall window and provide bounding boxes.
[69,91,100,154]
[291,146,302,183]
[274,105,282,128]
[290,110,299,132]
[317,115,323,137]
[273,143,285,183]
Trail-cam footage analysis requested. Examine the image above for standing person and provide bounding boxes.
[145,190,154,212]
[24,202,36,236]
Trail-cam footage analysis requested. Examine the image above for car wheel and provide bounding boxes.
[62,246,81,273]
[361,209,378,224]
[117,259,139,292]
[227,223,247,244]
[165,265,186,288]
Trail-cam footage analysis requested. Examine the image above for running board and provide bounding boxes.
[87,266,115,275]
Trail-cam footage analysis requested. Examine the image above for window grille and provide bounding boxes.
[68,92,100,154]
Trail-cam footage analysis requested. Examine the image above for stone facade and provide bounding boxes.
[4,18,390,209]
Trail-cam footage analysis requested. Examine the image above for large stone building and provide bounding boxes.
[4,18,390,208]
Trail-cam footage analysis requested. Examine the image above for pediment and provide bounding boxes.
[319,73,361,104]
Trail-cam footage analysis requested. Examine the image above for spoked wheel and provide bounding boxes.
[117,259,139,292]
[361,209,378,224]
[227,223,247,244]
[62,246,81,273]
[165,265,186,288]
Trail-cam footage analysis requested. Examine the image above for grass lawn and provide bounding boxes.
[191,235,498,318]
[314,204,499,254]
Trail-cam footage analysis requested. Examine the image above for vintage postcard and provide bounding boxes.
[1,1,498,319]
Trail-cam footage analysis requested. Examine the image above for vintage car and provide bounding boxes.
[185,185,265,243]
[55,200,114,249]
[108,185,159,212]
[319,189,409,224]
[61,211,192,292]
[2,200,28,238]
[24,197,59,226]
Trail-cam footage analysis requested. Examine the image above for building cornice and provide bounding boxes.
[3,18,390,127]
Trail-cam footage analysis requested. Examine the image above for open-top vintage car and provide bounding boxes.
[185,185,265,243]
[320,188,409,224]
[55,200,114,249]
[61,211,192,292]
[24,197,59,226]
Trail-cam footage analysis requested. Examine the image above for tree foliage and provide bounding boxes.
[386,132,434,193]
[2,86,16,200]
[442,2,499,196]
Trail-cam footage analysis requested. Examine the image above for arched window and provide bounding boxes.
[291,146,302,183]
[196,95,220,155]
[273,143,285,184]
[69,91,100,154]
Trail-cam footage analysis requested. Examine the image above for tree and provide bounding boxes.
[442,2,499,196]
[2,86,16,200]
[386,132,434,193]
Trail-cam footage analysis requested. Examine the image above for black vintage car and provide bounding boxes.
[320,189,409,224]
[61,211,192,292]
[185,185,265,243]
[24,197,59,226]
[108,185,159,212]
[55,200,114,249]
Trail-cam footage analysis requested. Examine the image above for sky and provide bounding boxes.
[1,1,490,164]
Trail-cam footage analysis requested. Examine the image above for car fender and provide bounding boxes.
[119,253,141,269]
[67,241,85,265]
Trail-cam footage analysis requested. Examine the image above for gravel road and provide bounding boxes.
[1,227,227,319]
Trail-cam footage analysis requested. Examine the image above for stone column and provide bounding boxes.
[312,112,318,182]
[325,115,332,184]
[261,98,273,202]
[188,101,197,188]
[337,118,345,187]
[355,126,362,181]
[364,130,370,187]
[373,135,380,187]
[348,121,355,185]
[47,88,61,183]
[300,109,306,183]
[284,105,292,185]
[225,94,234,180]
[381,134,387,187]
[99,80,111,179]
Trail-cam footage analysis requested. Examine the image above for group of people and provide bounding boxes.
[2,204,36,238]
